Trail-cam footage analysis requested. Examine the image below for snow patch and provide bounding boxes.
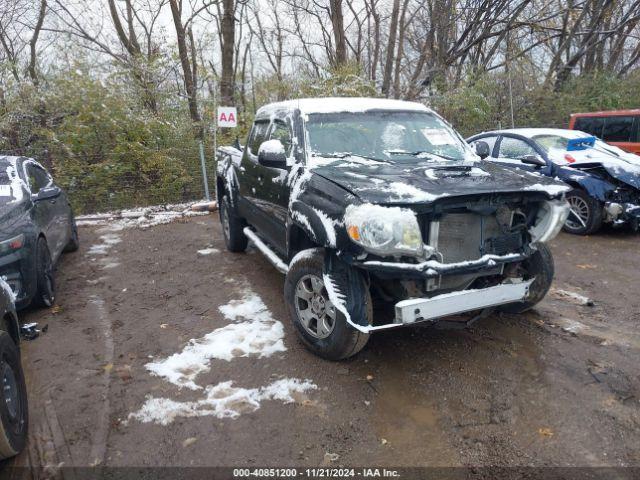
[523,183,570,196]
[128,378,317,425]
[145,291,286,390]
[76,202,208,231]
[197,248,219,255]
[310,208,337,247]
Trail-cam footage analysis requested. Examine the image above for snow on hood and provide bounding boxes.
[310,159,568,204]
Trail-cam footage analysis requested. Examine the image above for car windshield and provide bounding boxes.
[305,111,472,164]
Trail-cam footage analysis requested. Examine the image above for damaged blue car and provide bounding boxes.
[467,128,640,234]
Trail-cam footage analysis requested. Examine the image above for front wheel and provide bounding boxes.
[500,243,555,314]
[563,189,603,235]
[0,331,28,460]
[284,248,370,360]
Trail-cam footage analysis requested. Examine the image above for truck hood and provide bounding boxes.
[310,159,569,204]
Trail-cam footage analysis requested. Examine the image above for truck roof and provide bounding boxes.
[255,97,431,119]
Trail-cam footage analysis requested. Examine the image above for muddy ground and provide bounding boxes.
[3,213,640,474]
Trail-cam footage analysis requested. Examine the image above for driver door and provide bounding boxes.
[25,161,63,257]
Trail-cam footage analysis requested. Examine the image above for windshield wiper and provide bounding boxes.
[311,152,391,164]
[387,150,459,162]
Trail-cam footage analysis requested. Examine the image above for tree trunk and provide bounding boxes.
[382,0,401,96]
[220,0,236,106]
[169,0,201,130]
[329,0,347,67]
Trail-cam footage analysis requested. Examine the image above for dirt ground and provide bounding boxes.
[3,213,640,474]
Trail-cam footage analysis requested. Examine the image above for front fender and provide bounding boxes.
[555,167,616,202]
[288,201,341,249]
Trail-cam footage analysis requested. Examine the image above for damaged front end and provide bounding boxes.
[339,193,569,331]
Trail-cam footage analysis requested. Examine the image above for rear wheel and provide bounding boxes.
[500,243,554,314]
[285,249,370,360]
[219,194,248,253]
[0,331,28,460]
[563,189,603,235]
[33,237,55,308]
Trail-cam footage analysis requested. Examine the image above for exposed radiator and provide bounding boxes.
[431,213,506,264]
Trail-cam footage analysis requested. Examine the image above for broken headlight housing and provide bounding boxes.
[344,204,423,257]
[529,200,570,244]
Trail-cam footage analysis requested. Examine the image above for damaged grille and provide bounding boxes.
[431,212,518,263]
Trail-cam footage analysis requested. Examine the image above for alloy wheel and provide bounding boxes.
[294,274,336,339]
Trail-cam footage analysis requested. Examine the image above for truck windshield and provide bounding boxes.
[305,111,472,163]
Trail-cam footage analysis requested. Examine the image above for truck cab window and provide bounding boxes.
[270,121,293,156]
[248,121,270,156]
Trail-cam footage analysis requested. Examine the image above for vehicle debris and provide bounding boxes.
[20,322,40,340]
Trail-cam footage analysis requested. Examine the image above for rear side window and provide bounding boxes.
[574,117,604,138]
[498,137,537,159]
[25,163,51,193]
[469,136,498,156]
[247,121,270,155]
[602,116,635,142]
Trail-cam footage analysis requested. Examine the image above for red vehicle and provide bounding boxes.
[569,109,640,155]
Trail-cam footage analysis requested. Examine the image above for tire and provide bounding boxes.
[0,331,28,460]
[563,189,603,235]
[219,194,248,253]
[500,243,555,314]
[32,237,55,308]
[63,215,79,253]
[284,248,370,360]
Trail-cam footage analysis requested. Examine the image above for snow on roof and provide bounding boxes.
[256,97,430,117]
[499,128,591,139]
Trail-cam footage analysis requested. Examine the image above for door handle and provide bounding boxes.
[257,174,264,182]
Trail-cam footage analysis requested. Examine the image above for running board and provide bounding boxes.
[243,227,289,274]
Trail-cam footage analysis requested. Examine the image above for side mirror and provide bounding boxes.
[32,186,61,202]
[521,154,546,167]
[257,139,287,169]
[474,141,490,159]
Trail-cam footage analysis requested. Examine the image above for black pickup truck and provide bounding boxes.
[216,98,570,360]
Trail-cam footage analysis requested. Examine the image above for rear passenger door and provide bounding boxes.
[237,118,292,254]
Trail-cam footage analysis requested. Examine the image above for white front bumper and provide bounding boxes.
[394,279,534,325]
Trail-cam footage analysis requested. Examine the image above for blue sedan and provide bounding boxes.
[467,128,640,235]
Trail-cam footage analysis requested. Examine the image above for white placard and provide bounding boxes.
[217,107,238,128]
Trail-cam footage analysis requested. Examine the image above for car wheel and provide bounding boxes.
[0,331,28,460]
[219,194,248,253]
[33,237,55,308]
[563,189,603,235]
[63,215,80,253]
[284,248,370,360]
[500,243,554,314]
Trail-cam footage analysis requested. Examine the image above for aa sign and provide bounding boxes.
[217,107,237,128]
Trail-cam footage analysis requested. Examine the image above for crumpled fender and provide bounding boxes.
[288,200,340,249]
[554,166,616,202]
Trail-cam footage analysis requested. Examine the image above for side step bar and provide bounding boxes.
[243,227,289,274]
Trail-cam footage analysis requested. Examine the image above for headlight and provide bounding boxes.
[529,200,569,244]
[345,204,423,257]
[0,234,24,256]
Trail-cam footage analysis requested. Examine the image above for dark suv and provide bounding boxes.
[216,98,570,360]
